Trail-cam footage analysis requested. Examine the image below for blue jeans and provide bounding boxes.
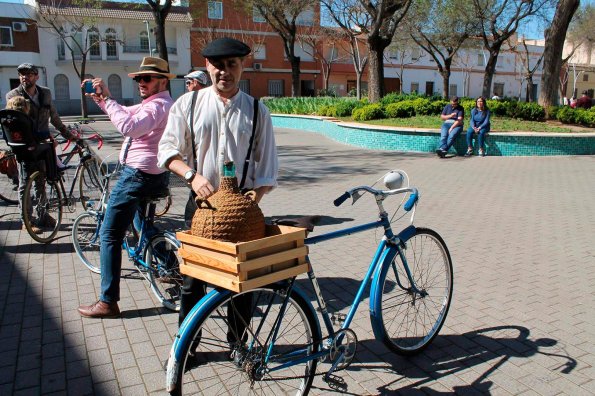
[466,127,489,150]
[439,123,463,151]
[99,166,169,303]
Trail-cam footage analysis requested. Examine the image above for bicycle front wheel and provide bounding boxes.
[170,286,320,396]
[145,233,182,311]
[373,227,453,355]
[79,158,104,210]
[22,171,62,243]
[72,211,102,273]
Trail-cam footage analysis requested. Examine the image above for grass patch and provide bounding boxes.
[337,115,593,133]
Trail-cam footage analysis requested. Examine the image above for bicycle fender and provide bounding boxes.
[369,225,416,341]
[163,231,181,247]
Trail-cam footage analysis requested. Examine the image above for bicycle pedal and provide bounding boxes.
[323,373,347,391]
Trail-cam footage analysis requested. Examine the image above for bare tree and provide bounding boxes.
[453,39,484,97]
[538,0,580,114]
[406,0,473,98]
[509,37,544,102]
[472,0,553,98]
[235,0,317,97]
[297,26,348,94]
[35,0,108,117]
[322,0,412,102]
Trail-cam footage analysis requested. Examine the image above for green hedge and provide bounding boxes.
[352,104,385,121]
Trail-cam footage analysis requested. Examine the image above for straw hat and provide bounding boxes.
[127,57,176,79]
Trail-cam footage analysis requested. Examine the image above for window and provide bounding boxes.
[73,32,83,59]
[477,53,484,66]
[328,46,339,61]
[411,48,420,61]
[108,74,122,99]
[449,84,458,97]
[0,26,14,46]
[88,28,100,58]
[54,74,70,100]
[296,9,314,26]
[268,80,284,97]
[294,43,313,61]
[57,30,66,60]
[410,82,419,93]
[425,81,434,96]
[208,1,223,19]
[106,29,117,58]
[140,31,149,52]
[239,80,250,94]
[253,6,265,23]
[253,44,266,60]
[493,83,504,97]
[583,74,589,82]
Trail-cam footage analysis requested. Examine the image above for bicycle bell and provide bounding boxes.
[383,170,406,190]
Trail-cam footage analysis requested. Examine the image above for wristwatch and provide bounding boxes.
[184,169,196,184]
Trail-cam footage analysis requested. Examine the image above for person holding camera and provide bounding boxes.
[77,57,174,318]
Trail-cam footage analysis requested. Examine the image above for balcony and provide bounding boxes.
[122,45,177,55]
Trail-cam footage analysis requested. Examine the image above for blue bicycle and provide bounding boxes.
[166,170,453,394]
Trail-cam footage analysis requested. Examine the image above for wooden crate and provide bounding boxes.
[177,225,309,293]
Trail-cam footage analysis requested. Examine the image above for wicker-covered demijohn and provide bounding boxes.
[190,163,266,243]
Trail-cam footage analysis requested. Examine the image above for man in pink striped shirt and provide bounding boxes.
[78,57,174,318]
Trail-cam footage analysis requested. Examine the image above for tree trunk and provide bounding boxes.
[290,57,301,97]
[539,0,580,116]
[481,45,503,98]
[367,43,385,103]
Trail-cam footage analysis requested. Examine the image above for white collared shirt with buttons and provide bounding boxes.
[157,87,278,191]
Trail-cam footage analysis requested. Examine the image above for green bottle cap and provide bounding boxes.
[223,161,235,177]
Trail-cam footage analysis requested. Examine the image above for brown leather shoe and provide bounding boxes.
[78,300,120,318]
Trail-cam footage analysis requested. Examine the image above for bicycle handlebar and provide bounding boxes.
[333,186,419,211]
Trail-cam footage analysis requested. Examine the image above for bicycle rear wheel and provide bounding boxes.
[79,157,104,210]
[169,286,320,396]
[145,233,182,311]
[72,211,102,273]
[373,227,453,355]
[22,170,62,243]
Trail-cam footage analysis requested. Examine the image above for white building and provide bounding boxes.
[384,36,545,100]
[1,0,192,115]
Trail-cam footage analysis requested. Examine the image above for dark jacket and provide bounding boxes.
[6,84,69,141]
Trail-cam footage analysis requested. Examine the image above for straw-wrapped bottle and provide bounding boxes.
[190,162,266,242]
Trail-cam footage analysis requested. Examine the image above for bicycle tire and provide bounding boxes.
[145,233,182,311]
[72,211,102,273]
[22,170,62,243]
[79,157,104,210]
[154,194,172,217]
[371,227,453,355]
[0,153,19,204]
[168,286,320,396]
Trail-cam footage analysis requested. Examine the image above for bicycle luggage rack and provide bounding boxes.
[176,224,309,292]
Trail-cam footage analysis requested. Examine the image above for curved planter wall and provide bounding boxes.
[272,115,595,156]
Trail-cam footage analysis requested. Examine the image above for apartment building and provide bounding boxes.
[188,0,326,98]
[563,40,595,100]
[1,0,192,115]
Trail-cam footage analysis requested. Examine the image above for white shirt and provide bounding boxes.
[157,87,278,190]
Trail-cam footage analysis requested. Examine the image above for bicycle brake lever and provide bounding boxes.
[351,191,363,205]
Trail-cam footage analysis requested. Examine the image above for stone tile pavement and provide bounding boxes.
[0,121,594,395]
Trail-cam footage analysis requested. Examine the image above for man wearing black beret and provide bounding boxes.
[158,37,278,340]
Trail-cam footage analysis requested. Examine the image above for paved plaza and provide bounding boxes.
[1,121,594,395]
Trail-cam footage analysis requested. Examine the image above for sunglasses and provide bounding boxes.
[133,75,164,83]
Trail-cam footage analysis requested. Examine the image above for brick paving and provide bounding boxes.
[1,120,594,395]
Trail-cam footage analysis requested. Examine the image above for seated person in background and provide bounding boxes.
[436,96,464,158]
[575,91,593,109]
[6,96,66,169]
[569,97,577,108]
[465,96,491,157]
